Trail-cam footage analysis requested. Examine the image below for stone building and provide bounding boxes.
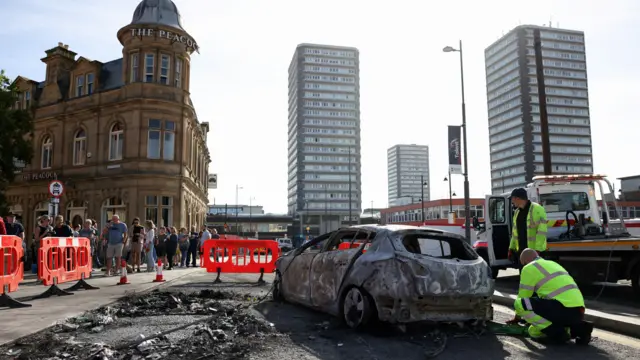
[7,0,210,239]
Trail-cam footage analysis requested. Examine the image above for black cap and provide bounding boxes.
[511,188,528,200]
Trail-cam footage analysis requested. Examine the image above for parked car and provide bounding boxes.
[276,238,293,252]
[273,225,494,329]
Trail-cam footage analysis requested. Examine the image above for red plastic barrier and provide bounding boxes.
[0,235,31,308]
[202,239,279,284]
[36,237,98,298]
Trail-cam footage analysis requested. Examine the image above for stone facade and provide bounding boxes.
[7,0,210,242]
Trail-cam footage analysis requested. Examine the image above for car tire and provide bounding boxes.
[341,286,376,329]
[272,271,285,302]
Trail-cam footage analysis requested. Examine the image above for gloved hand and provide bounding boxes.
[506,316,521,325]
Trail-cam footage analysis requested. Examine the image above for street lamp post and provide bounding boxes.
[444,171,453,213]
[249,196,255,236]
[420,175,427,223]
[443,40,471,242]
[235,184,243,235]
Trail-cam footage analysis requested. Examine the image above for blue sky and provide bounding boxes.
[2,0,639,213]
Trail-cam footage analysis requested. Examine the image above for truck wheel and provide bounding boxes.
[632,265,640,298]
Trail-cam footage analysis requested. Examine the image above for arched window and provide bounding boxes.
[73,129,87,165]
[108,123,124,161]
[41,135,53,169]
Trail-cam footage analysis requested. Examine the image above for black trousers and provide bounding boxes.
[166,244,177,268]
[524,297,584,339]
[186,238,199,266]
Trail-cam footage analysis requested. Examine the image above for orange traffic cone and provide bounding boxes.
[117,259,130,285]
[153,259,165,282]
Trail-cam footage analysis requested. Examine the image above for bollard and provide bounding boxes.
[153,259,165,282]
[116,259,130,285]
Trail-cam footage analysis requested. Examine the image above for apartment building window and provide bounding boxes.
[144,54,155,82]
[130,53,139,82]
[73,129,87,165]
[86,73,94,94]
[41,136,53,169]
[160,54,170,85]
[175,58,183,88]
[145,195,173,227]
[109,123,124,161]
[24,91,31,108]
[147,120,176,160]
[76,75,84,97]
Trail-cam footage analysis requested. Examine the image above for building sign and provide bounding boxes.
[448,125,462,175]
[208,174,217,189]
[131,28,200,53]
[48,180,64,198]
[23,172,58,181]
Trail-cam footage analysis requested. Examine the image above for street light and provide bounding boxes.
[443,40,471,242]
[420,175,428,223]
[235,184,243,235]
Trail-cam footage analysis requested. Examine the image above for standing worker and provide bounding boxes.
[508,188,548,266]
[511,248,593,344]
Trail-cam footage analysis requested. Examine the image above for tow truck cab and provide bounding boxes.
[474,174,616,278]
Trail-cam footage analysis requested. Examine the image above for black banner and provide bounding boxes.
[448,126,462,174]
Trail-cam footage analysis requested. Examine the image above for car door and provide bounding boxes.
[485,195,512,266]
[281,232,332,306]
[309,229,373,310]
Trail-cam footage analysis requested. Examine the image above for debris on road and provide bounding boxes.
[1,289,278,360]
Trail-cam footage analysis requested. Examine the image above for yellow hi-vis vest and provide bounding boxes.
[510,202,548,252]
[518,258,585,308]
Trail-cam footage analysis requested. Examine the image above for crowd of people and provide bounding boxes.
[0,212,220,276]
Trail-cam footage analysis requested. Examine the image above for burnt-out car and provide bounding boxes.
[272,225,494,329]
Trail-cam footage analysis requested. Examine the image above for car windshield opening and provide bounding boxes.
[401,233,477,260]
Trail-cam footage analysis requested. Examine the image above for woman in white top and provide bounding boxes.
[144,220,157,272]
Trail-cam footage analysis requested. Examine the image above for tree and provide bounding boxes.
[0,69,34,215]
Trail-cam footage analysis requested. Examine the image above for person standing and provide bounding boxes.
[186,226,199,267]
[144,220,157,272]
[178,227,190,267]
[106,215,128,276]
[166,227,179,270]
[5,213,24,262]
[155,227,168,268]
[130,218,145,273]
[78,220,100,268]
[511,248,593,344]
[53,216,73,237]
[508,188,548,267]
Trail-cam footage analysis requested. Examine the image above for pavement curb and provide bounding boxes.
[492,290,640,339]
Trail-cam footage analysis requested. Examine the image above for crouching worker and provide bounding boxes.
[512,248,593,345]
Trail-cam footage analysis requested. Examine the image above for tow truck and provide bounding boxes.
[473,174,640,296]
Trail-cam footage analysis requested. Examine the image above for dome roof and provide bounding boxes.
[130,0,185,32]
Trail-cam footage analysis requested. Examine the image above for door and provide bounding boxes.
[485,195,512,266]
[309,229,372,310]
[281,232,332,306]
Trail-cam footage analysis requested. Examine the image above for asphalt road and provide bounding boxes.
[495,268,639,307]
[166,271,640,360]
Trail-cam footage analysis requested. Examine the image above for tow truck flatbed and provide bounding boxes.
[547,237,640,252]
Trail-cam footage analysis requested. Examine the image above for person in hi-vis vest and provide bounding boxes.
[508,188,548,265]
[510,248,593,344]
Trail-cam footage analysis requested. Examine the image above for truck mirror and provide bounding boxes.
[472,216,479,229]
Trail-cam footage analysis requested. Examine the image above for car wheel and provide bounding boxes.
[341,287,375,329]
[272,271,285,302]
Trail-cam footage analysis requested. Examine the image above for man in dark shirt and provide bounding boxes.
[5,213,24,239]
[186,226,199,268]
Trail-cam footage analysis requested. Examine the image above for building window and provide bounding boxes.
[147,120,175,160]
[25,91,31,108]
[130,53,139,82]
[164,121,175,160]
[76,75,84,97]
[175,58,183,88]
[73,129,87,165]
[109,123,124,161]
[160,54,170,85]
[86,73,94,95]
[144,54,155,83]
[145,195,173,227]
[147,119,161,159]
[41,135,53,169]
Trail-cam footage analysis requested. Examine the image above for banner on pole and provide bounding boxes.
[448,125,462,175]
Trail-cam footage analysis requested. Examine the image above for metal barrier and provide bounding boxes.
[202,239,279,284]
[35,237,99,299]
[0,235,31,308]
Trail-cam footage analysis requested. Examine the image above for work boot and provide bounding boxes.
[572,321,593,346]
